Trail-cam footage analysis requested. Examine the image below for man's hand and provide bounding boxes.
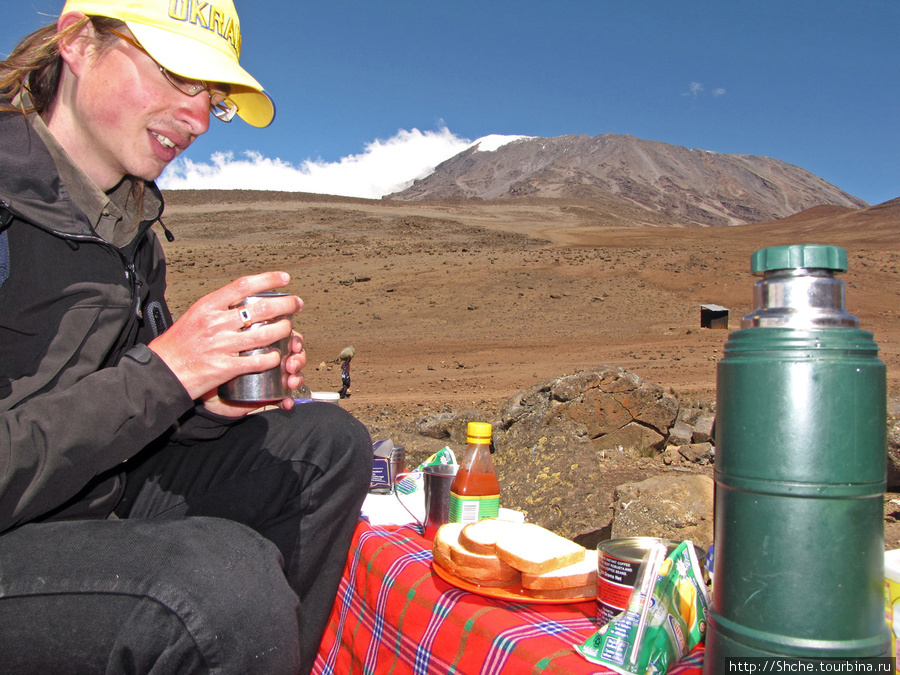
[200,331,307,415]
[149,272,305,413]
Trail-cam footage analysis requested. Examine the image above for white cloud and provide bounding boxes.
[683,82,726,98]
[159,127,524,198]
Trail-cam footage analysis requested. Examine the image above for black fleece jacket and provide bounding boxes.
[0,107,232,533]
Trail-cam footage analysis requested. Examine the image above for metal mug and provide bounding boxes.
[395,464,459,540]
[218,292,292,402]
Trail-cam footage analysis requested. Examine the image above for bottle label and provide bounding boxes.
[449,492,500,524]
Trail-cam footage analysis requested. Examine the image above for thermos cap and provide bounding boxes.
[751,244,848,276]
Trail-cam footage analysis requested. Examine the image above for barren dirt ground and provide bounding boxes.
[160,191,900,544]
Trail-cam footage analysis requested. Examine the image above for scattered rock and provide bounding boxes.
[667,420,694,447]
[691,412,715,444]
[596,423,665,456]
[677,443,715,465]
[414,409,484,445]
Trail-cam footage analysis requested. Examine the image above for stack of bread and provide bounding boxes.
[432,519,597,600]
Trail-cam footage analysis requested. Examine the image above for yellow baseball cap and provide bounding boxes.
[61,0,275,127]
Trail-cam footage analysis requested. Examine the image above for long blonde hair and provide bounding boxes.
[0,16,124,114]
[1,15,148,211]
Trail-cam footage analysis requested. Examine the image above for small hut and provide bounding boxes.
[700,304,729,329]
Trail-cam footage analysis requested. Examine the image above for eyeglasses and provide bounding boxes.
[107,28,238,123]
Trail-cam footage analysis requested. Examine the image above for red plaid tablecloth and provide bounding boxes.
[313,520,705,674]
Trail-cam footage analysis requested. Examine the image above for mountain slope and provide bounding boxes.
[742,197,900,245]
[387,134,868,227]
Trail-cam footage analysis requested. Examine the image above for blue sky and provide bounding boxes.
[5,1,898,205]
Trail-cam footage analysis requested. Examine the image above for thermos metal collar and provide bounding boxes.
[743,244,858,329]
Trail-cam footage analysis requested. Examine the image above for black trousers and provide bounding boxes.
[0,402,372,675]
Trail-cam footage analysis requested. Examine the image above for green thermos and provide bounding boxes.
[704,244,889,668]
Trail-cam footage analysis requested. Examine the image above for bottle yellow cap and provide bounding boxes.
[466,422,492,444]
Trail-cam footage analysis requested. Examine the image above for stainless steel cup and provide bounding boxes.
[218,292,292,402]
[422,464,459,540]
[388,446,407,491]
[395,464,459,540]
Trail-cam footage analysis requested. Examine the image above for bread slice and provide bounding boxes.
[433,543,520,587]
[433,523,465,561]
[434,550,521,588]
[495,522,586,575]
[524,581,594,600]
[458,518,508,555]
[521,548,598,590]
[432,523,521,585]
[449,542,519,577]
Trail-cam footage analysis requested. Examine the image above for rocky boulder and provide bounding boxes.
[492,417,605,541]
[609,474,715,551]
[475,366,715,542]
[887,403,900,488]
[494,366,681,457]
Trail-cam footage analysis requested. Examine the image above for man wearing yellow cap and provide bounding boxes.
[0,1,372,673]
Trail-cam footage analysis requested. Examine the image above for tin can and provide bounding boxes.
[369,440,406,494]
[596,537,680,627]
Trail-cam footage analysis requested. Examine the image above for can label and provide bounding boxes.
[596,538,680,627]
[597,548,645,625]
[448,493,500,523]
[369,445,405,495]
[369,457,392,492]
[597,576,633,613]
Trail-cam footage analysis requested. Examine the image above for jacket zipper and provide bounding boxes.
[125,261,144,319]
[121,220,157,320]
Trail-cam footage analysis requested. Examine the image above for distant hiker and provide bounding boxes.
[339,345,355,398]
[0,1,371,673]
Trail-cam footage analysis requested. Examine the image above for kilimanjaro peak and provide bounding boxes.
[387,133,867,227]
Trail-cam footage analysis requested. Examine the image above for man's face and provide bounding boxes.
[59,24,212,189]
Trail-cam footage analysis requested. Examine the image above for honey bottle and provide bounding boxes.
[449,422,500,524]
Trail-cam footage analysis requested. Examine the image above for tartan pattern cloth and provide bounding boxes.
[313,520,705,675]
